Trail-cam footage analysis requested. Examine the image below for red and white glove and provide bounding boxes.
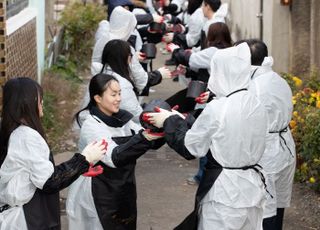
[142,129,165,141]
[136,51,146,61]
[195,91,210,104]
[152,13,164,23]
[81,139,107,163]
[166,43,180,52]
[83,164,104,177]
[157,66,172,79]
[162,33,174,43]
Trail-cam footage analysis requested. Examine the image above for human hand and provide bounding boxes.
[83,164,104,177]
[142,129,165,141]
[81,139,107,163]
[195,91,210,104]
[172,24,186,33]
[163,0,170,6]
[162,33,174,43]
[166,43,180,52]
[163,14,172,21]
[152,13,164,23]
[145,107,175,128]
[136,51,146,61]
[157,66,172,79]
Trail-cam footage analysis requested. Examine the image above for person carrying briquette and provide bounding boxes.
[0,77,106,230]
[67,73,164,230]
[145,43,268,229]
[241,39,296,230]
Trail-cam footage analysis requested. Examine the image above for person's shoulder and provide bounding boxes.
[12,125,43,139]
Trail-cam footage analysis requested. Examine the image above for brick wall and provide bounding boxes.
[0,0,5,110]
[6,18,37,81]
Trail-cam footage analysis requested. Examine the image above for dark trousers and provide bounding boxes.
[263,208,285,230]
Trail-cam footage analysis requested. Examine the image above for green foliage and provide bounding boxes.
[42,92,56,130]
[59,2,106,68]
[50,55,81,83]
[283,70,320,192]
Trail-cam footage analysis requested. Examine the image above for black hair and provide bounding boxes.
[0,77,45,166]
[74,73,119,126]
[206,22,232,49]
[100,39,137,93]
[203,0,221,12]
[234,39,268,66]
[187,0,203,15]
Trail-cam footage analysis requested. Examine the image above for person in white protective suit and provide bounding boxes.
[91,6,148,92]
[243,39,296,230]
[67,73,164,230]
[0,77,106,230]
[146,43,268,230]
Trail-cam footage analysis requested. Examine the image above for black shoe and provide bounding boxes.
[165,58,176,66]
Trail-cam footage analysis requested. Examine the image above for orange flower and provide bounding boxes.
[289,120,297,128]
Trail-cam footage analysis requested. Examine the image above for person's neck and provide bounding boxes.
[207,11,214,20]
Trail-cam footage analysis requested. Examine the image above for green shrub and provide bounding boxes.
[59,2,106,68]
[283,70,320,192]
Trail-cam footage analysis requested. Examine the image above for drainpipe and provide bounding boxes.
[256,0,263,40]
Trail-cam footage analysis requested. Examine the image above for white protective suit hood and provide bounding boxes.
[109,6,137,41]
[208,42,251,97]
[91,7,137,74]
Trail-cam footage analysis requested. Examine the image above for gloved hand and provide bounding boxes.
[172,24,186,33]
[171,108,186,119]
[142,129,165,141]
[157,66,172,79]
[195,91,210,104]
[163,14,172,22]
[136,51,146,61]
[81,140,107,163]
[162,32,174,43]
[152,13,164,23]
[145,107,175,128]
[166,43,180,52]
[83,164,104,177]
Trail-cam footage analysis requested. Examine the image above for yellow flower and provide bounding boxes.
[289,120,296,128]
[292,76,303,87]
[308,97,315,104]
[292,99,296,105]
[309,177,316,184]
[311,92,317,98]
[317,100,320,109]
[293,111,298,117]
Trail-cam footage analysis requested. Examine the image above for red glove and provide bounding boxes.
[83,163,104,177]
[195,92,210,104]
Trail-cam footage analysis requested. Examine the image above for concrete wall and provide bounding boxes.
[29,0,45,82]
[222,0,260,41]
[223,0,291,73]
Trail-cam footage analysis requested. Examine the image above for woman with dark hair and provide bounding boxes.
[165,22,232,113]
[67,73,164,230]
[0,77,106,230]
[100,39,169,124]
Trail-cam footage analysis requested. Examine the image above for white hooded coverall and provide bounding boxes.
[183,43,268,229]
[249,57,296,218]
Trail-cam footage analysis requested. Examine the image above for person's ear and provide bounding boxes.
[94,95,102,104]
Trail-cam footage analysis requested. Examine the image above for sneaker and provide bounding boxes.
[186,176,199,185]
